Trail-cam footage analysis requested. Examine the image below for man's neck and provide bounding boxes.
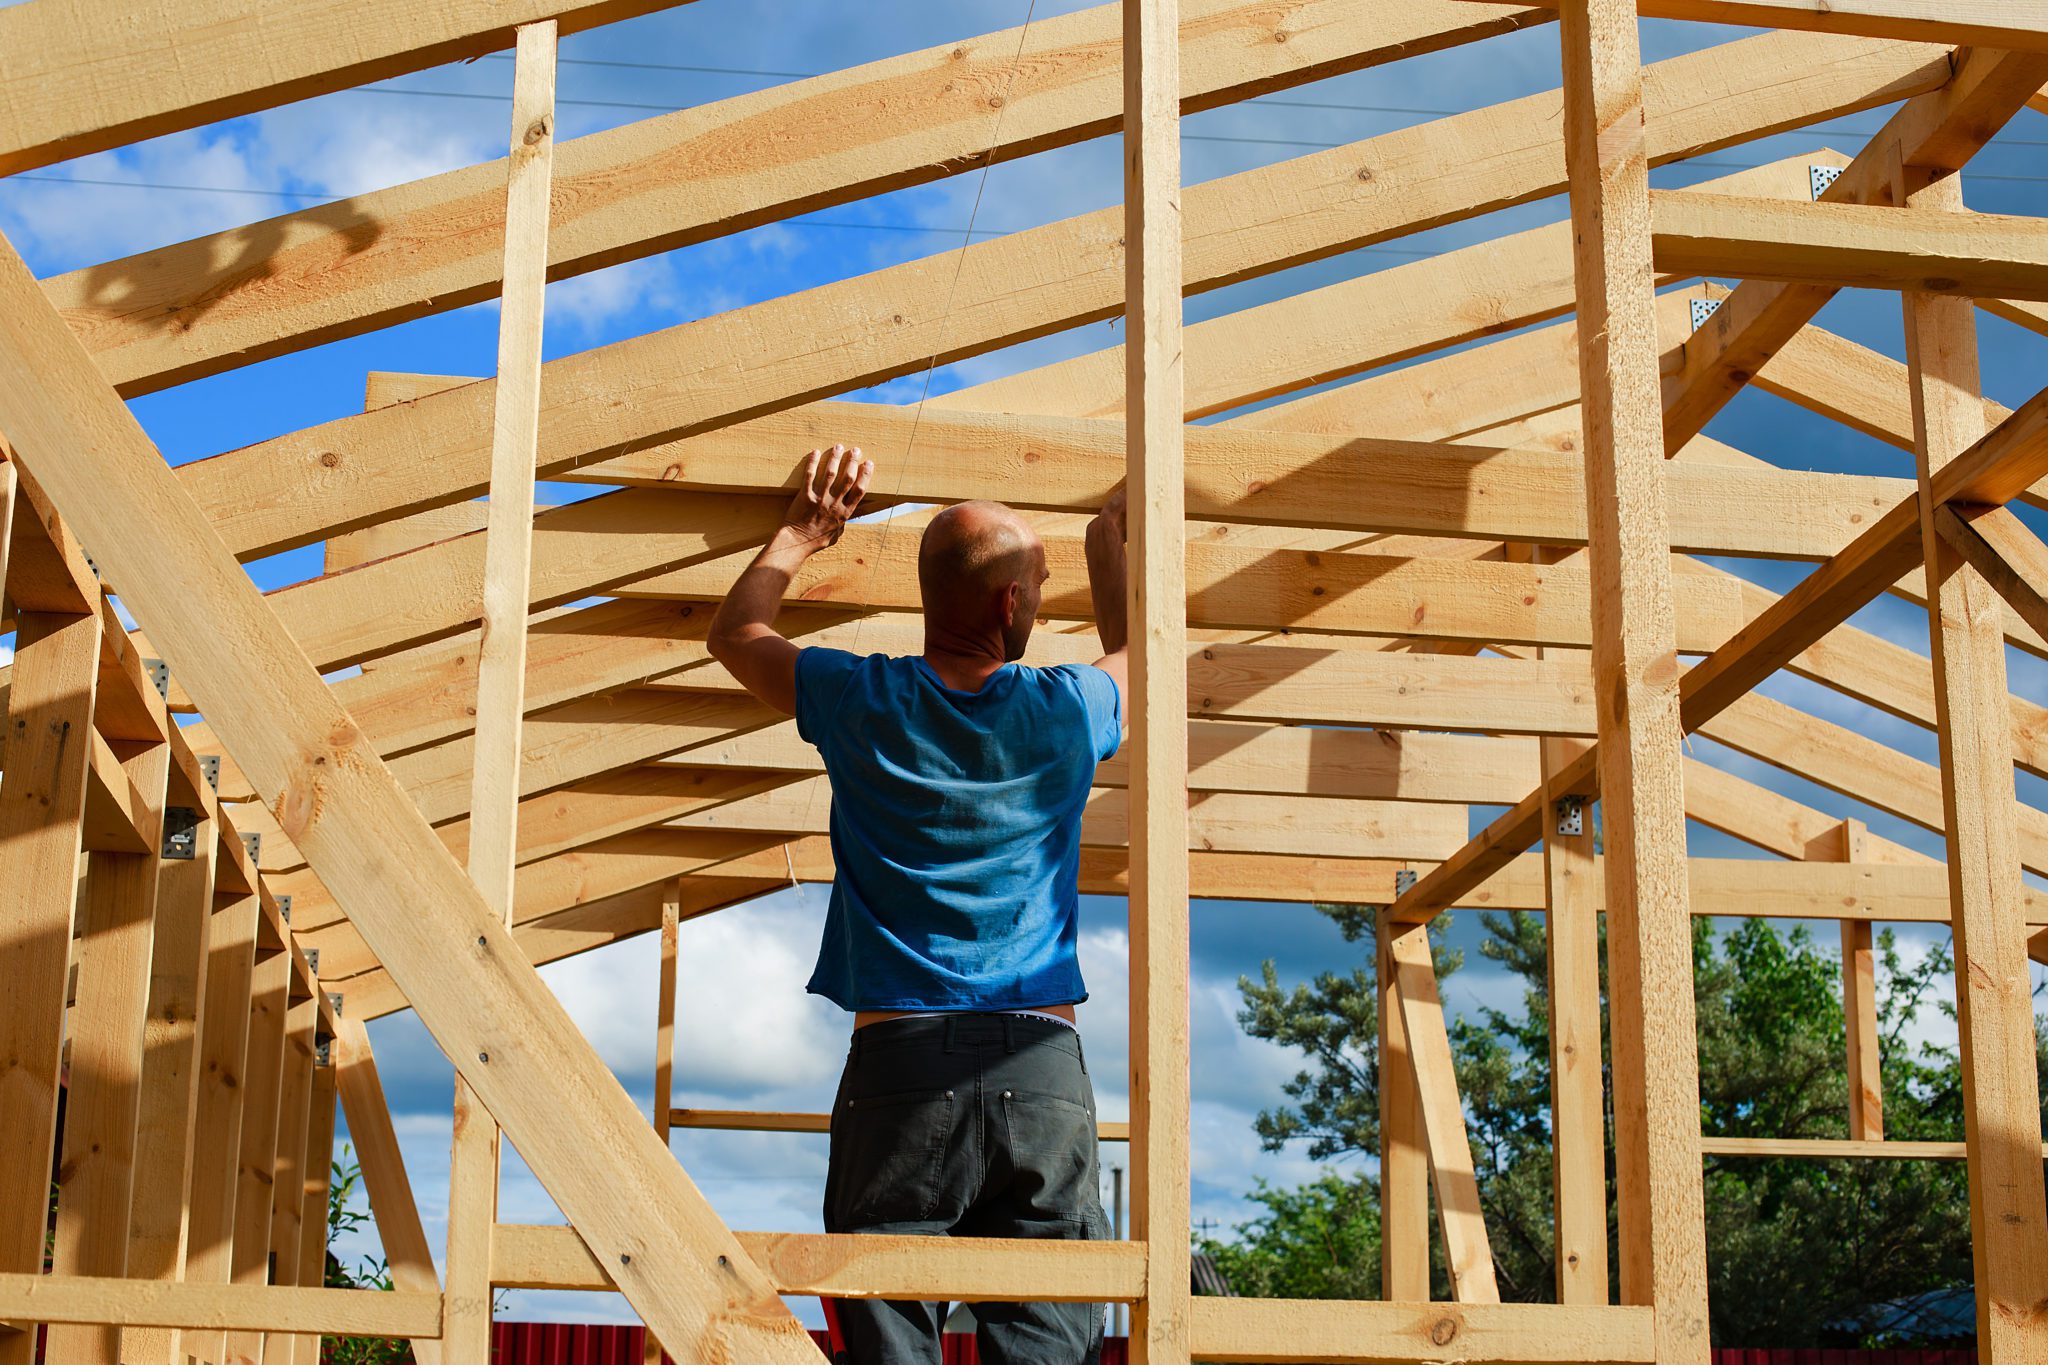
[921,630,1009,693]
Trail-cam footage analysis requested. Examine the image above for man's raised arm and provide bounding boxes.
[708,444,873,715]
[1083,486,1129,703]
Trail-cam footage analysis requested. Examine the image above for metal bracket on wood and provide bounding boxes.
[1689,297,1722,331]
[1394,869,1418,896]
[241,831,261,865]
[1555,795,1586,838]
[162,806,201,860]
[1809,163,1844,199]
[276,893,292,924]
[305,947,319,975]
[328,992,344,1017]
[198,754,220,791]
[142,657,169,700]
[315,1035,333,1066]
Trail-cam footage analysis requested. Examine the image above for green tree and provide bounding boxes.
[1211,907,1983,1346]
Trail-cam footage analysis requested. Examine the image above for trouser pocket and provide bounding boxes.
[828,1086,957,1229]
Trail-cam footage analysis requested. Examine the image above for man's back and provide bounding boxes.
[794,648,1123,1012]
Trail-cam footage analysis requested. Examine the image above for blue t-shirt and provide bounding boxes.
[792,648,1123,1011]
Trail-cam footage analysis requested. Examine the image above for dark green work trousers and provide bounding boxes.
[823,1012,1109,1364]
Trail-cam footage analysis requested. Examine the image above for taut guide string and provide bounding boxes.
[790,0,1045,865]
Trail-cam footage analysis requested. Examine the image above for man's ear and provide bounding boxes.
[999,580,1023,627]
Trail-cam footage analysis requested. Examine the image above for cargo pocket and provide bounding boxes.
[834,1087,957,1227]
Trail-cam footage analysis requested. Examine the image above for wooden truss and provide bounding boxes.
[1,1,2046,1363]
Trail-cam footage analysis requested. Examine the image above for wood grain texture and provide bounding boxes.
[1558,3,1709,1354]
[1126,0,1193,1357]
[1899,167,2048,1363]
[0,608,102,1363]
[0,0,683,176]
[0,228,815,1359]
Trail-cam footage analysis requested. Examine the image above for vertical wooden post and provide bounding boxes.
[644,880,681,1365]
[223,948,289,1365]
[124,791,216,1365]
[263,991,320,1364]
[0,606,101,1365]
[1557,2,1709,1356]
[1541,734,1608,1304]
[1124,0,1191,1359]
[333,1014,445,1365]
[447,24,557,1363]
[1375,914,1429,1301]
[47,739,169,1365]
[1385,919,1499,1302]
[295,1043,341,1365]
[654,880,680,1143]
[1898,164,2048,1365]
[1831,819,1883,1141]
[183,889,260,1365]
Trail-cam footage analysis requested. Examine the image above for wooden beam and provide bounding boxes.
[173,30,1948,564]
[180,891,259,1365]
[0,0,683,176]
[0,607,101,1365]
[331,1015,444,1365]
[0,1275,440,1337]
[492,1223,1147,1303]
[1542,729,1607,1304]
[1898,165,2048,1365]
[1651,192,2048,301]
[54,0,1542,395]
[294,1056,342,1364]
[1698,1136,1986,1159]
[1662,46,2048,450]
[123,797,216,1365]
[263,995,320,1364]
[1376,919,1430,1301]
[1127,0,1193,1357]
[0,225,820,1357]
[1188,1298,1656,1365]
[1830,820,1884,1141]
[666,1109,1131,1142]
[223,951,289,1365]
[1385,917,1499,1301]
[1595,0,2048,50]
[1558,1,1708,1354]
[1936,505,2048,643]
[449,26,557,1364]
[47,741,168,1365]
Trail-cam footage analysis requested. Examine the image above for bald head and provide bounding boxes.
[919,501,1046,661]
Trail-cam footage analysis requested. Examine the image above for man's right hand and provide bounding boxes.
[783,443,874,549]
[1083,484,1130,701]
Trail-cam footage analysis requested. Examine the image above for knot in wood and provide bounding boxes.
[1430,1317,1459,1347]
[524,115,552,146]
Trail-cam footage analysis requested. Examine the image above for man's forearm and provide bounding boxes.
[1085,524,1129,655]
[711,524,826,646]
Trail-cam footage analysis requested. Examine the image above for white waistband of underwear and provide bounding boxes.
[906,1008,1079,1032]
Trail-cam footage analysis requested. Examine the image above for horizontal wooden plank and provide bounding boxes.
[1618,0,2048,51]
[1697,1136,1982,1160]
[0,1274,440,1336]
[491,1224,1147,1302]
[668,1109,1131,1142]
[1653,192,2048,301]
[0,0,688,176]
[1189,1298,1656,1364]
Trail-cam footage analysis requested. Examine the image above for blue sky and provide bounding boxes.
[5,0,2046,1328]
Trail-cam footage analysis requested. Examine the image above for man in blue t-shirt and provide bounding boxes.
[709,444,1128,1365]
